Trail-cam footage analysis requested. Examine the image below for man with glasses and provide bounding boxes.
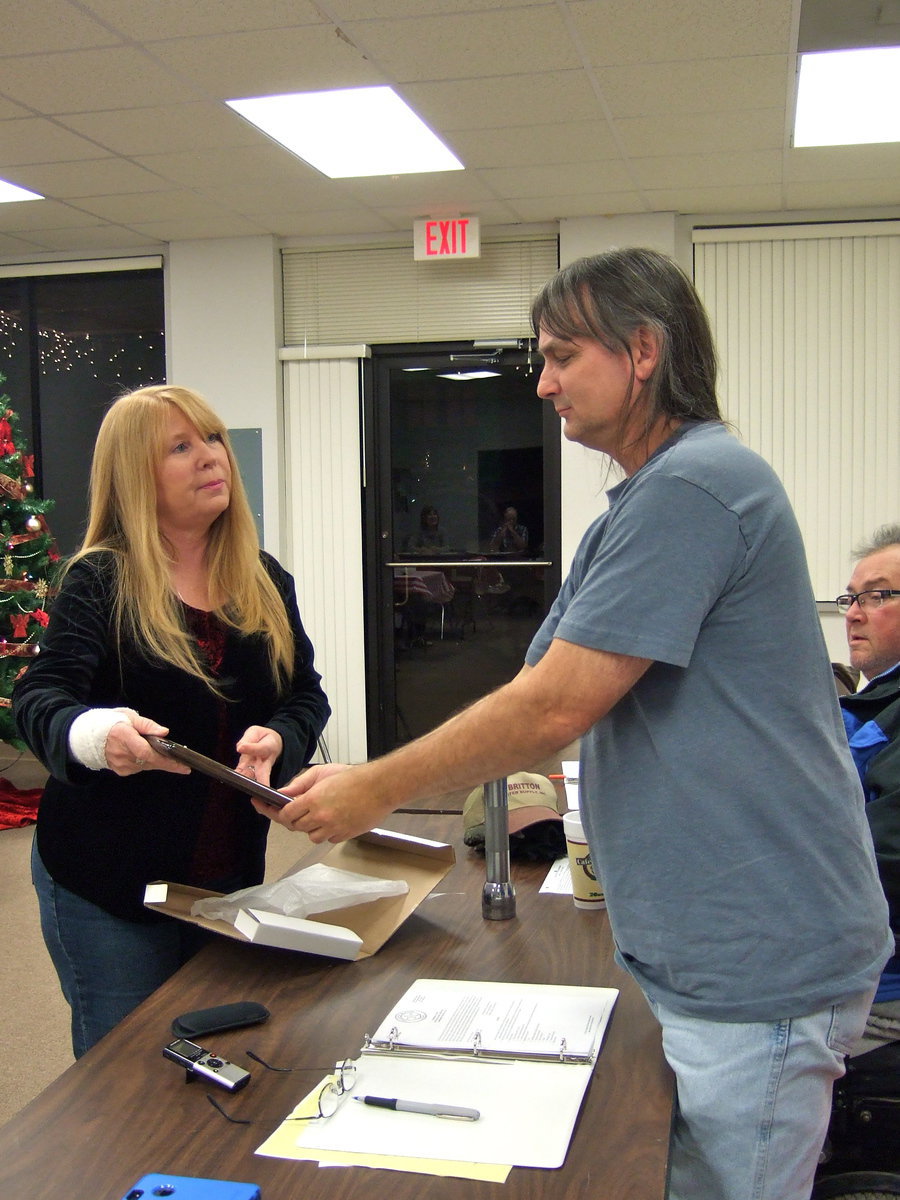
[836,525,900,1052]
[266,248,892,1200]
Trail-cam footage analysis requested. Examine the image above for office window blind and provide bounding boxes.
[282,237,558,345]
[694,223,900,599]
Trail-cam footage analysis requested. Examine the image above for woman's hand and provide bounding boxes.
[104,713,191,777]
[235,725,283,788]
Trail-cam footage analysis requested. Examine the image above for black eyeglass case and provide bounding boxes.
[171,1001,270,1039]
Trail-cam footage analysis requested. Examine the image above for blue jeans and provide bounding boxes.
[32,842,214,1059]
[648,990,874,1200]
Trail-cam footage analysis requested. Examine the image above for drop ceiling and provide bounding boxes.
[1,0,899,258]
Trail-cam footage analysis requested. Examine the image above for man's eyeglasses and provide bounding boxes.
[835,589,900,614]
[288,1059,357,1121]
[206,1055,357,1126]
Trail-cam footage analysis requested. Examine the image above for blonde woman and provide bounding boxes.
[14,385,329,1058]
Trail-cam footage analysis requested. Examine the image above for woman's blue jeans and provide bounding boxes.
[32,841,213,1059]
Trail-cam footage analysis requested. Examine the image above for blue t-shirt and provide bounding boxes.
[527,423,892,1022]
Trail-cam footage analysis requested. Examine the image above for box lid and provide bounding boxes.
[143,827,455,960]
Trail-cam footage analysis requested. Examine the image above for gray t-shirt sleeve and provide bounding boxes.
[529,471,745,668]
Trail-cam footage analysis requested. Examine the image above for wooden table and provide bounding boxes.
[0,814,672,1200]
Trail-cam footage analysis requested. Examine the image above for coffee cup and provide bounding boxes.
[562,811,605,909]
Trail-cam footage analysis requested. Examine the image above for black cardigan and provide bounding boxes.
[13,550,330,921]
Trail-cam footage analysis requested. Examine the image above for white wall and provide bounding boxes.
[166,236,285,554]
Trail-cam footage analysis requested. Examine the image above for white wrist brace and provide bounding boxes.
[68,707,138,771]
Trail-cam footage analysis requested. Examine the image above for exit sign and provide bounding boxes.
[413,216,480,260]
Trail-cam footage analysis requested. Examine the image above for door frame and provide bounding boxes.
[362,340,561,757]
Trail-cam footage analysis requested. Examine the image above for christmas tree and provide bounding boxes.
[0,374,58,747]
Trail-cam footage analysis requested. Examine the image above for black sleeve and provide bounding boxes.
[864,734,900,933]
[12,554,115,784]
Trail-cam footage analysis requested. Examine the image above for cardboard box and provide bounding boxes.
[143,828,455,962]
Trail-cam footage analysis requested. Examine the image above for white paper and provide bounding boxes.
[296,1051,596,1169]
[540,856,574,895]
[561,759,580,810]
[368,977,616,1060]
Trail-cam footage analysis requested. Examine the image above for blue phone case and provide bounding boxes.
[122,1175,261,1200]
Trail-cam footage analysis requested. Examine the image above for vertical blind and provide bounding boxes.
[283,357,368,763]
[282,237,558,345]
[694,223,900,599]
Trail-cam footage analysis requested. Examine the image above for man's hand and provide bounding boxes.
[252,762,393,843]
[249,641,652,843]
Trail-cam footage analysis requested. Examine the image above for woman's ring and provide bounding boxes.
[134,757,144,766]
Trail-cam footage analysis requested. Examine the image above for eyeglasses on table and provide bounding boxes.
[206,1055,356,1126]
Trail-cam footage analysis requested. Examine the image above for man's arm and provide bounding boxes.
[259,637,652,842]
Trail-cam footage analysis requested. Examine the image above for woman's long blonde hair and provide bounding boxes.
[70,385,294,693]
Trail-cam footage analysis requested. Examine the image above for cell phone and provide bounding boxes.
[121,1175,260,1200]
[162,1037,251,1092]
[145,735,289,809]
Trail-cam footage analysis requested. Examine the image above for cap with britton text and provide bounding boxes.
[463,772,566,862]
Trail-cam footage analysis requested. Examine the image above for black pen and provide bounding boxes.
[354,1095,480,1121]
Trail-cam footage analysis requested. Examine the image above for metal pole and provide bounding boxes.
[481,776,516,920]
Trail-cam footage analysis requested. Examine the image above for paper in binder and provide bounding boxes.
[363,977,618,1064]
[290,978,620,1170]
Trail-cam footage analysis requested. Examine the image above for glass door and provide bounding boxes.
[364,343,560,755]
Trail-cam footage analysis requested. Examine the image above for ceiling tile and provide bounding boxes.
[14,225,164,251]
[569,0,794,65]
[785,145,900,182]
[479,159,637,198]
[0,231,49,254]
[147,26,383,98]
[340,8,577,82]
[450,120,620,168]
[126,215,272,240]
[596,55,791,120]
[132,144,324,189]
[79,0,324,39]
[510,192,650,221]
[615,109,786,157]
[267,209,398,237]
[0,2,124,54]
[646,183,785,211]
[330,0,555,16]
[405,71,601,131]
[56,104,261,157]
[0,118,116,166]
[0,1,897,255]
[784,179,900,208]
[0,47,204,114]
[0,200,104,232]
[72,190,236,223]
[339,170,499,208]
[630,149,784,190]
[12,158,172,198]
[372,200,522,227]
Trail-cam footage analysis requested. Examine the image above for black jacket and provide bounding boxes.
[841,664,900,939]
[13,550,329,921]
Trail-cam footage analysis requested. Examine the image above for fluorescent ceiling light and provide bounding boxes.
[226,87,463,178]
[0,178,43,203]
[794,46,900,146]
[437,371,501,381]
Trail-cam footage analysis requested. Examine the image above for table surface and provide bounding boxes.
[0,814,673,1200]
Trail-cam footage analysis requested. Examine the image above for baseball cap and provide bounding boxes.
[463,772,566,862]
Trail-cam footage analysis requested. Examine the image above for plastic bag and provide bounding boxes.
[190,863,409,925]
